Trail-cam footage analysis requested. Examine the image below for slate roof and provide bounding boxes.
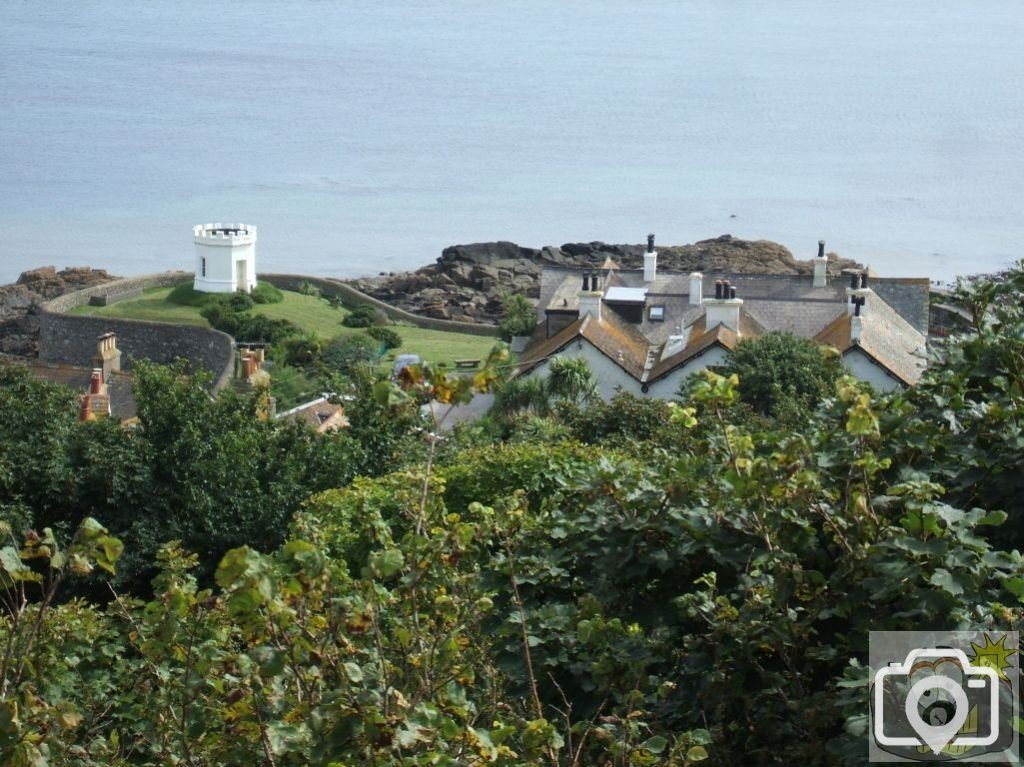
[529,261,930,388]
[814,296,928,385]
[9,359,137,420]
[517,308,653,381]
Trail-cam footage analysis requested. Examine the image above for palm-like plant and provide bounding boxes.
[492,376,551,420]
[545,357,598,406]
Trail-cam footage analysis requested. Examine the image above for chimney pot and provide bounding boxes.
[729,286,737,300]
[817,240,825,259]
[715,280,723,299]
[861,272,868,289]
[850,273,859,290]
[582,272,590,292]
[647,233,655,253]
[90,370,103,394]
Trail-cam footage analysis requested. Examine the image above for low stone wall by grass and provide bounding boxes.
[262,274,500,337]
[42,272,191,313]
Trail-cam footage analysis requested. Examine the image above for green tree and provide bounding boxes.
[321,333,381,376]
[544,356,598,406]
[708,330,842,419]
[499,292,538,341]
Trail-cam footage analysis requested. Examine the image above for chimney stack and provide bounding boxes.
[578,269,602,320]
[813,240,827,288]
[705,279,742,332]
[643,233,658,282]
[689,272,703,305]
[93,333,122,381]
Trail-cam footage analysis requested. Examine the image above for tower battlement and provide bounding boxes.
[193,222,257,246]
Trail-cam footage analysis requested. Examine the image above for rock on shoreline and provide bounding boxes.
[0,267,117,356]
[348,235,862,324]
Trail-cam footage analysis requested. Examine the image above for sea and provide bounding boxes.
[2,1,1023,286]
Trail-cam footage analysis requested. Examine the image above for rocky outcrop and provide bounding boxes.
[349,236,862,324]
[0,267,117,355]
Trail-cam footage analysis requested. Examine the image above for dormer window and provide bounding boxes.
[649,305,665,322]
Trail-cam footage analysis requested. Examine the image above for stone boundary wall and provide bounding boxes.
[261,274,501,337]
[39,272,236,391]
[89,287,144,306]
[42,271,191,313]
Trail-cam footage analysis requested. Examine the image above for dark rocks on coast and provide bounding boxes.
[0,267,117,356]
[348,235,862,325]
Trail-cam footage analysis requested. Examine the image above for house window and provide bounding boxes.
[649,305,665,322]
[201,257,207,277]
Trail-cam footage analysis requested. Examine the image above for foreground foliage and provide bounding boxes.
[2,262,1024,764]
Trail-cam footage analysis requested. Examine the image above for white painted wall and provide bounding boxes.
[524,342,904,402]
[524,339,638,400]
[193,223,257,293]
[842,348,903,391]
[643,346,730,399]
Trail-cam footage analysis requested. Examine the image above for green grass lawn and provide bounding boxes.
[69,284,500,368]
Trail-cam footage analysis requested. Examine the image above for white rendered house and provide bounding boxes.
[516,237,931,397]
[193,223,257,293]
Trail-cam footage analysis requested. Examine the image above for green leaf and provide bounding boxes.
[0,546,27,575]
[216,546,258,589]
[640,735,668,754]
[1004,576,1024,600]
[975,510,1008,527]
[369,548,404,578]
[686,744,709,762]
[251,646,287,677]
[343,662,363,683]
[929,568,965,596]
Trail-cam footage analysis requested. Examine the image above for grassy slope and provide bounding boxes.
[69,285,500,367]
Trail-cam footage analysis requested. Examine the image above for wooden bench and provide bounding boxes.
[454,358,480,369]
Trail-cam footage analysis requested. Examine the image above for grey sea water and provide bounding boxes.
[1,1,1022,285]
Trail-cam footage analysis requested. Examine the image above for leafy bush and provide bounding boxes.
[499,292,538,340]
[365,325,402,350]
[227,291,255,312]
[321,333,381,374]
[200,300,298,343]
[269,364,319,410]
[342,303,381,328]
[708,330,842,419]
[250,281,284,304]
[278,333,323,367]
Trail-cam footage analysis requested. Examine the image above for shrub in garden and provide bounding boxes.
[366,325,402,350]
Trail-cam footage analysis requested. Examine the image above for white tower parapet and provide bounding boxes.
[193,222,258,293]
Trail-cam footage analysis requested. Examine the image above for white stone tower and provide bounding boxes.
[193,222,257,293]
